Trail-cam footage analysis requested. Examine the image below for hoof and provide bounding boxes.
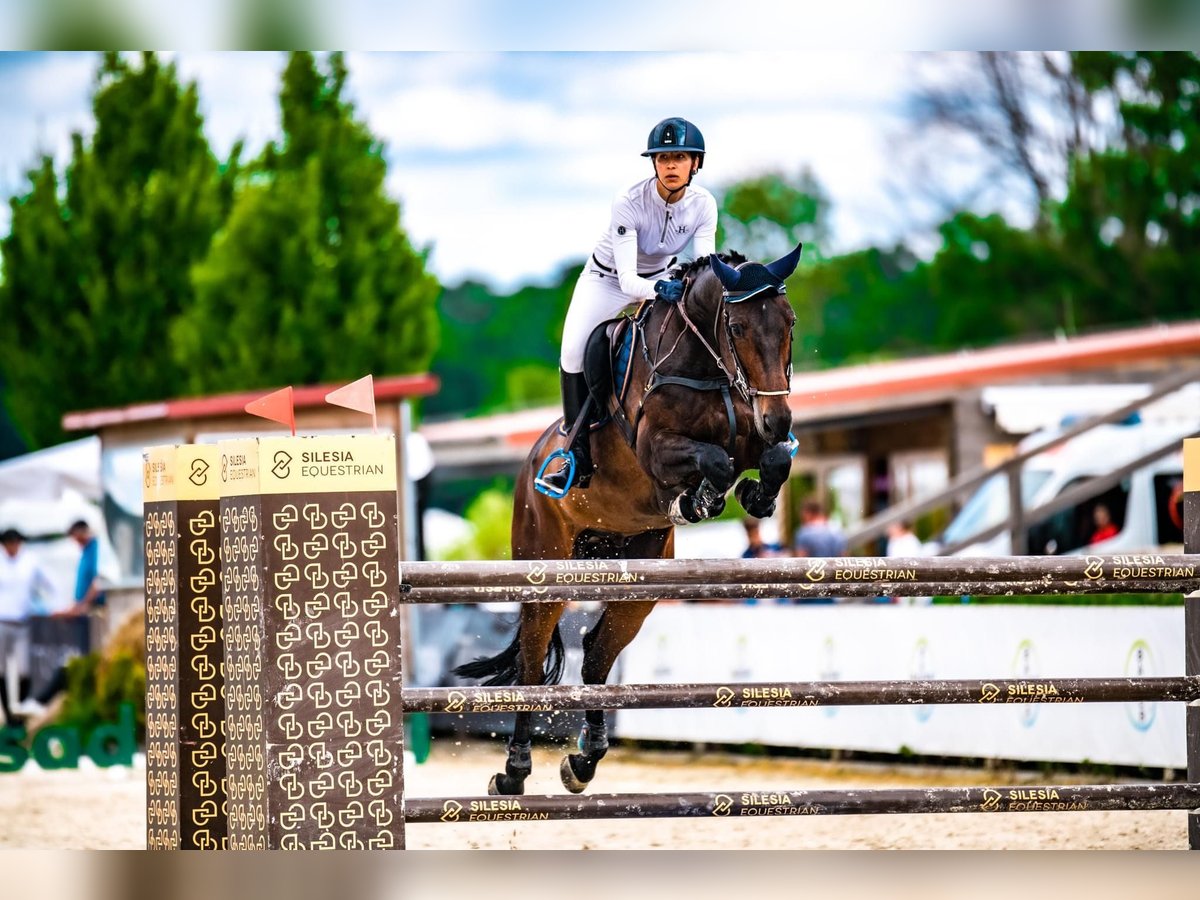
[560,755,589,794]
[489,772,525,796]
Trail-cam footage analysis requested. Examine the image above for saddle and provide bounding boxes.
[580,305,646,445]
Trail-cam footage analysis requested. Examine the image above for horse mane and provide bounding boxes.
[671,251,747,281]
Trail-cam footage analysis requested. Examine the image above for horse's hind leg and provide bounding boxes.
[490,601,568,796]
[561,599,658,793]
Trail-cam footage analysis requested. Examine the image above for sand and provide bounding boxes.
[0,737,1188,850]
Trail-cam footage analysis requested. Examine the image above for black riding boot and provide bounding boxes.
[535,369,594,495]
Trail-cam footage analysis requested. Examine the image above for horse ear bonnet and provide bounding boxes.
[710,243,804,301]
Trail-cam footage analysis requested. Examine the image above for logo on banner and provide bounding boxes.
[272,451,293,478]
[1083,556,1104,580]
[713,686,735,708]
[1124,639,1156,732]
[712,794,733,816]
[1012,639,1040,728]
[441,800,462,822]
[909,637,935,723]
[445,691,467,714]
[819,636,839,719]
[979,789,1003,811]
[805,560,826,582]
[189,458,210,486]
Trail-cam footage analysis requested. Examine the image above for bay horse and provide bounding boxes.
[454,244,802,795]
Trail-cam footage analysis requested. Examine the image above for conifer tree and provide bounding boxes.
[0,52,234,448]
[173,52,439,392]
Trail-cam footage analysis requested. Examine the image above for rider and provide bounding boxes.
[535,116,718,497]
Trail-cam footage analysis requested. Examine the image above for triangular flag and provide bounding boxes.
[245,386,295,435]
[326,374,377,433]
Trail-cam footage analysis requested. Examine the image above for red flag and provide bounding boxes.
[325,374,377,432]
[244,386,295,435]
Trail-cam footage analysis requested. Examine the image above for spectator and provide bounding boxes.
[740,517,788,605]
[741,517,786,559]
[886,520,931,606]
[54,520,106,618]
[0,528,55,721]
[885,520,924,558]
[1089,504,1119,545]
[792,499,846,558]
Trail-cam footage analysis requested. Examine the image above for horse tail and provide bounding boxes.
[452,622,566,687]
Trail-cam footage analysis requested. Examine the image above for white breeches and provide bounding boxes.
[559,264,643,373]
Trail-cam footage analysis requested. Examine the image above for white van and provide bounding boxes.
[936,420,1188,557]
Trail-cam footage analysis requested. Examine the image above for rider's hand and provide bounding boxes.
[654,279,684,303]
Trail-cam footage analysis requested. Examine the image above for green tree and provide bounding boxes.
[716,169,830,261]
[173,52,439,393]
[427,263,580,418]
[0,52,234,448]
[1056,52,1200,325]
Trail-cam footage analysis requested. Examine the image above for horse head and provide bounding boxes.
[695,244,800,447]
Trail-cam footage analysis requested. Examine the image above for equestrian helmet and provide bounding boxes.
[642,117,705,168]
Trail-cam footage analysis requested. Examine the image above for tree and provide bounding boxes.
[1055,52,1200,324]
[172,52,439,393]
[903,52,1106,230]
[716,169,830,261]
[426,265,579,418]
[0,52,234,449]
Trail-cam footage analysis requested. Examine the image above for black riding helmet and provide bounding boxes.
[641,117,705,170]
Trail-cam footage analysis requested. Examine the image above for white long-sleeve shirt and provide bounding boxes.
[590,177,718,300]
[0,549,53,622]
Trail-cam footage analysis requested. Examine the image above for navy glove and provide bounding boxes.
[654,278,684,303]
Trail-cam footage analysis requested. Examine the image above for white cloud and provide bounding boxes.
[0,50,1038,290]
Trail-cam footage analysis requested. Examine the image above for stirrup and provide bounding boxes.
[534,449,576,499]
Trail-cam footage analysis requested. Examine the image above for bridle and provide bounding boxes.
[641,268,793,449]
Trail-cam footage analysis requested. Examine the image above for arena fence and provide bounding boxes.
[142,435,1200,850]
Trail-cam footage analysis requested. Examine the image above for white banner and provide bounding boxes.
[614,604,1185,769]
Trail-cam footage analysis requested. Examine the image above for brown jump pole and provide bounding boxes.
[403,577,1197,603]
[403,676,1200,714]
[406,782,1200,824]
[400,554,1199,589]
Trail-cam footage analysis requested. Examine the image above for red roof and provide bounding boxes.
[789,320,1200,407]
[62,374,440,432]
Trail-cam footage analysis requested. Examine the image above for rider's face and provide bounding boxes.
[654,151,697,192]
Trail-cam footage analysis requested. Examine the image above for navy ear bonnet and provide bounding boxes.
[709,243,803,302]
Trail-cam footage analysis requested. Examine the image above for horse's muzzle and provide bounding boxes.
[759,409,792,446]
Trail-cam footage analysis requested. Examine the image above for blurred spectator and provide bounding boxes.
[885,520,924,557]
[0,528,55,721]
[1089,503,1119,545]
[886,520,931,606]
[740,517,788,604]
[792,499,846,558]
[54,520,106,618]
[741,517,786,559]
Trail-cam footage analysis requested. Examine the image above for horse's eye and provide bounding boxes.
[729,323,745,339]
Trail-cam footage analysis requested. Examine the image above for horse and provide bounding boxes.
[453,244,802,796]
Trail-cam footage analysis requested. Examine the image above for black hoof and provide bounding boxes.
[489,772,526,795]
[560,755,591,794]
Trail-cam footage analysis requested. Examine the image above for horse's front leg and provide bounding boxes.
[734,441,794,519]
[641,433,735,524]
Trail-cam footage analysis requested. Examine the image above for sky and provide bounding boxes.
[2,49,1018,292]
